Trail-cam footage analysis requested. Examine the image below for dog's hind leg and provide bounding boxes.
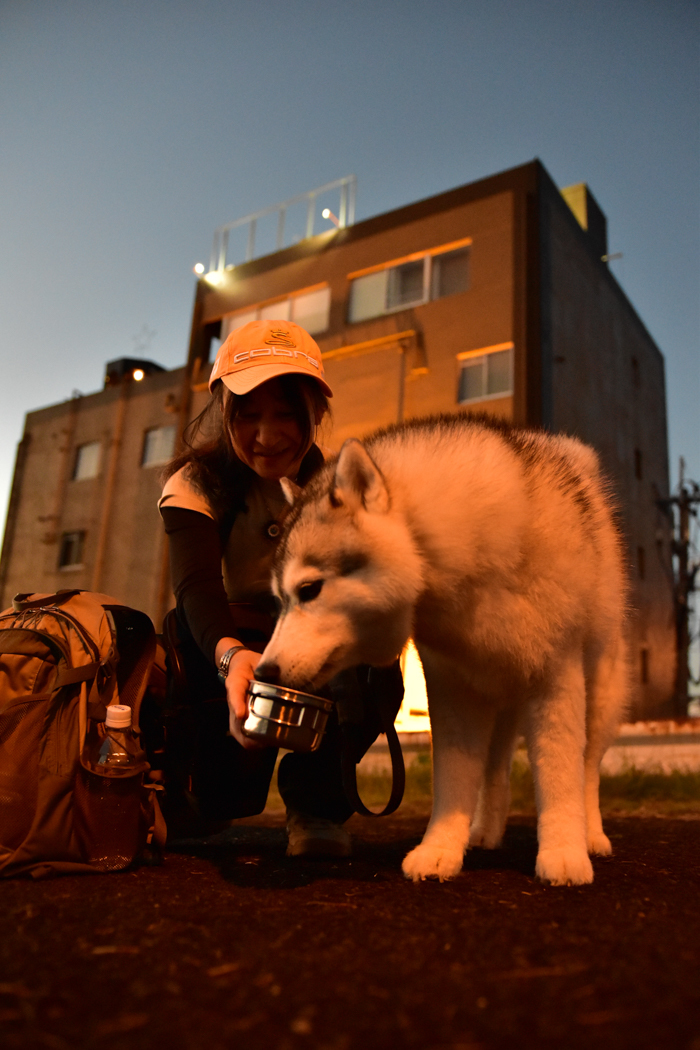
[402,655,494,882]
[584,634,629,856]
[470,704,522,849]
[525,648,593,886]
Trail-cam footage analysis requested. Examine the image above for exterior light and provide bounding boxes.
[193,263,205,274]
[322,208,340,228]
[203,270,224,286]
[133,369,145,381]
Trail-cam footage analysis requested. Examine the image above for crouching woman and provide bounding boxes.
[159,319,403,856]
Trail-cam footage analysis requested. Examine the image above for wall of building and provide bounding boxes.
[544,194,675,716]
[198,189,518,445]
[0,368,206,626]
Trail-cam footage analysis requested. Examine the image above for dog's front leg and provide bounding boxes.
[526,650,592,886]
[402,665,493,882]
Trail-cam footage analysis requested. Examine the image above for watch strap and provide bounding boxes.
[218,645,247,683]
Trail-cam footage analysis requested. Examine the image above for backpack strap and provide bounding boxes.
[69,663,117,722]
[12,590,83,612]
[54,663,100,688]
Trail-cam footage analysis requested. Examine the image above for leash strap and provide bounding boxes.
[341,691,406,817]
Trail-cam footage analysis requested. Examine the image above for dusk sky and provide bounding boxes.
[1,0,697,531]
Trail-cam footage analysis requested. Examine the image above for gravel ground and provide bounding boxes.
[1,804,699,1050]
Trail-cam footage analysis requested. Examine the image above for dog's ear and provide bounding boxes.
[280,477,302,506]
[332,439,390,514]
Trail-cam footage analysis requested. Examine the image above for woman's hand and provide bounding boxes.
[224,648,267,749]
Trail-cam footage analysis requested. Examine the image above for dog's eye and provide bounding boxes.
[298,579,324,603]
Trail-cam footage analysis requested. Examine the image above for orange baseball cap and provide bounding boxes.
[209,319,333,398]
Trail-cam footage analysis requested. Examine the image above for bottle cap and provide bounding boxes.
[105,705,132,728]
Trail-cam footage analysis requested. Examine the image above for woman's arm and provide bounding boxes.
[214,639,264,748]
[161,506,263,749]
[161,506,239,663]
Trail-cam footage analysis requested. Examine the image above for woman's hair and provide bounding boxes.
[162,374,331,519]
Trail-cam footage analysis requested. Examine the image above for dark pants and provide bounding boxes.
[278,663,404,823]
[164,615,404,824]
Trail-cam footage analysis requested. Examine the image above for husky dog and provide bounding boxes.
[258,415,629,886]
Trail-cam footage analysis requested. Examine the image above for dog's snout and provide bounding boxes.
[254,661,281,684]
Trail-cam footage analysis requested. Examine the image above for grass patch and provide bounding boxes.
[265,750,700,816]
[509,760,536,811]
[264,752,434,812]
[355,752,433,807]
[512,761,700,815]
[600,766,700,803]
[359,754,700,816]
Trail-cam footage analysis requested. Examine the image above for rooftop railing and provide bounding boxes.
[209,175,357,272]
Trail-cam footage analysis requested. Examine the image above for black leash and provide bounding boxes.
[340,691,406,817]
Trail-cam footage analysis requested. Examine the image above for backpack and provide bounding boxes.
[0,589,165,878]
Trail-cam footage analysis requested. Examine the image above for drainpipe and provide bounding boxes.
[396,329,425,424]
[397,348,407,424]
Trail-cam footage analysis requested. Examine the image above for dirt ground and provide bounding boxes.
[1,802,700,1050]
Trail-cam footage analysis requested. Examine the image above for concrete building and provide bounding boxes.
[0,160,675,717]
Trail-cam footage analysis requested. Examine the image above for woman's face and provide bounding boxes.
[228,378,307,480]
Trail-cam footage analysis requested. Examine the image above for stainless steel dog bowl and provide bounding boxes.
[242,680,334,752]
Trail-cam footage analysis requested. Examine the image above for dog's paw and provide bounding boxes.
[402,843,464,882]
[587,831,612,856]
[469,823,504,849]
[536,847,594,886]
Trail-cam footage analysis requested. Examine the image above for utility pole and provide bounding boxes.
[658,458,700,717]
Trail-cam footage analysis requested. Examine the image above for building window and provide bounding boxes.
[432,247,470,299]
[347,270,389,323]
[640,647,649,685]
[142,425,176,467]
[457,344,514,404]
[72,441,101,480]
[386,259,426,310]
[291,287,332,334]
[222,285,331,339]
[224,309,257,332]
[259,299,291,322]
[347,241,470,323]
[58,531,85,569]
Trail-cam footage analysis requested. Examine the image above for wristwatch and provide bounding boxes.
[218,645,247,683]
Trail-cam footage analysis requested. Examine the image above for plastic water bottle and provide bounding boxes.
[75,705,148,870]
[82,705,143,775]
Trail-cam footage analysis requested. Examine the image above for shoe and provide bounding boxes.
[285,809,352,858]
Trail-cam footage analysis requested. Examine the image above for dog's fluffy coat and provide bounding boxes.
[259,414,629,885]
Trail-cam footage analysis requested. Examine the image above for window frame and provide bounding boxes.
[431,245,471,300]
[221,283,331,340]
[141,424,177,468]
[456,342,515,405]
[72,440,101,481]
[347,237,471,324]
[58,530,86,570]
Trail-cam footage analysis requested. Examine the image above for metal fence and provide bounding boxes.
[209,175,357,272]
